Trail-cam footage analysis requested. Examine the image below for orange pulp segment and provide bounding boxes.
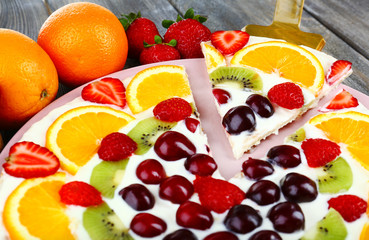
[46,105,135,175]
[230,41,325,95]
[201,42,226,72]
[3,172,74,240]
[126,65,192,114]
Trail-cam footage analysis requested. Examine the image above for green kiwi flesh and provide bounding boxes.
[90,159,128,198]
[287,128,306,142]
[83,202,133,240]
[317,157,353,193]
[209,66,263,91]
[127,117,177,155]
[300,208,347,240]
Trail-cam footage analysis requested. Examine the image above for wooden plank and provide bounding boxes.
[170,0,369,95]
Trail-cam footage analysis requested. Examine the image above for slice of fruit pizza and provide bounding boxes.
[201,30,353,158]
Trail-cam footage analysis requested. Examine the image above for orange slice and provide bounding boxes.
[360,222,369,240]
[201,42,226,72]
[3,172,74,240]
[309,111,369,171]
[230,41,325,95]
[126,65,191,114]
[46,105,135,174]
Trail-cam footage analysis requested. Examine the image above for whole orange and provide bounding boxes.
[0,29,58,129]
[37,2,128,88]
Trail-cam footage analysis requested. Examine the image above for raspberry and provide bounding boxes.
[153,98,192,122]
[301,138,341,167]
[193,176,245,213]
[267,82,304,109]
[328,194,367,222]
[59,181,103,207]
[98,132,137,161]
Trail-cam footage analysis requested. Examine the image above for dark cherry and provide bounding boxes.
[203,231,239,240]
[246,94,274,118]
[154,131,196,161]
[184,153,218,176]
[249,230,282,240]
[185,117,200,133]
[213,88,231,104]
[242,158,274,180]
[163,229,198,240]
[222,105,256,134]
[280,172,318,203]
[136,159,166,184]
[159,175,194,204]
[246,180,280,206]
[119,183,155,211]
[224,204,262,234]
[130,213,167,237]
[176,201,213,230]
[267,145,301,168]
[267,201,305,233]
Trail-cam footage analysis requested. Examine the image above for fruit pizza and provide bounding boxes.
[201,31,352,159]
[1,40,368,240]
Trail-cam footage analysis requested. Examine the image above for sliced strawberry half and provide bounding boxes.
[81,77,126,108]
[210,30,250,56]
[324,89,359,111]
[326,60,352,85]
[301,138,341,167]
[59,181,103,207]
[3,141,60,178]
[153,97,192,122]
[328,194,367,222]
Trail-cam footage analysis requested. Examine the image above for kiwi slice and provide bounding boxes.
[209,66,263,91]
[127,117,177,155]
[287,128,306,142]
[83,202,133,240]
[90,159,128,198]
[300,208,347,240]
[317,157,353,194]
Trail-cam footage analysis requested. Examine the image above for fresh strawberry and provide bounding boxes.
[3,141,60,179]
[325,89,359,110]
[301,138,341,167]
[193,176,245,213]
[98,132,137,161]
[162,8,211,58]
[119,12,162,59]
[81,77,126,108]
[139,36,180,65]
[59,181,103,207]
[267,82,304,109]
[326,60,352,85]
[210,30,250,56]
[153,98,192,122]
[328,194,367,222]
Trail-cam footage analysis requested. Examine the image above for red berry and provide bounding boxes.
[185,117,200,133]
[59,181,103,207]
[328,194,367,222]
[130,213,167,237]
[267,82,304,109]
[212,88,231,104]
[98,132,137,161]
[325,89,359,110]
[153,98,193,122]
[81,77,126,108]
[136,159,166,184]
[139,44,180,65]
[301,138,341,167]
[326,60,352,85]
[211,30,250,56]
[3,141,60,179]
[176,201,213,230]
[120,13,162,59]
[164,19,211,58]
[194,176,245,213]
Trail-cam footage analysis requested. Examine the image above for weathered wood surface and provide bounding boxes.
[0,0,369,145]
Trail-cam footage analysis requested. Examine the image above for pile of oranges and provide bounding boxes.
[0,2,129,130]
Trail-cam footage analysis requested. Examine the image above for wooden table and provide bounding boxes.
[1,0,369,146]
